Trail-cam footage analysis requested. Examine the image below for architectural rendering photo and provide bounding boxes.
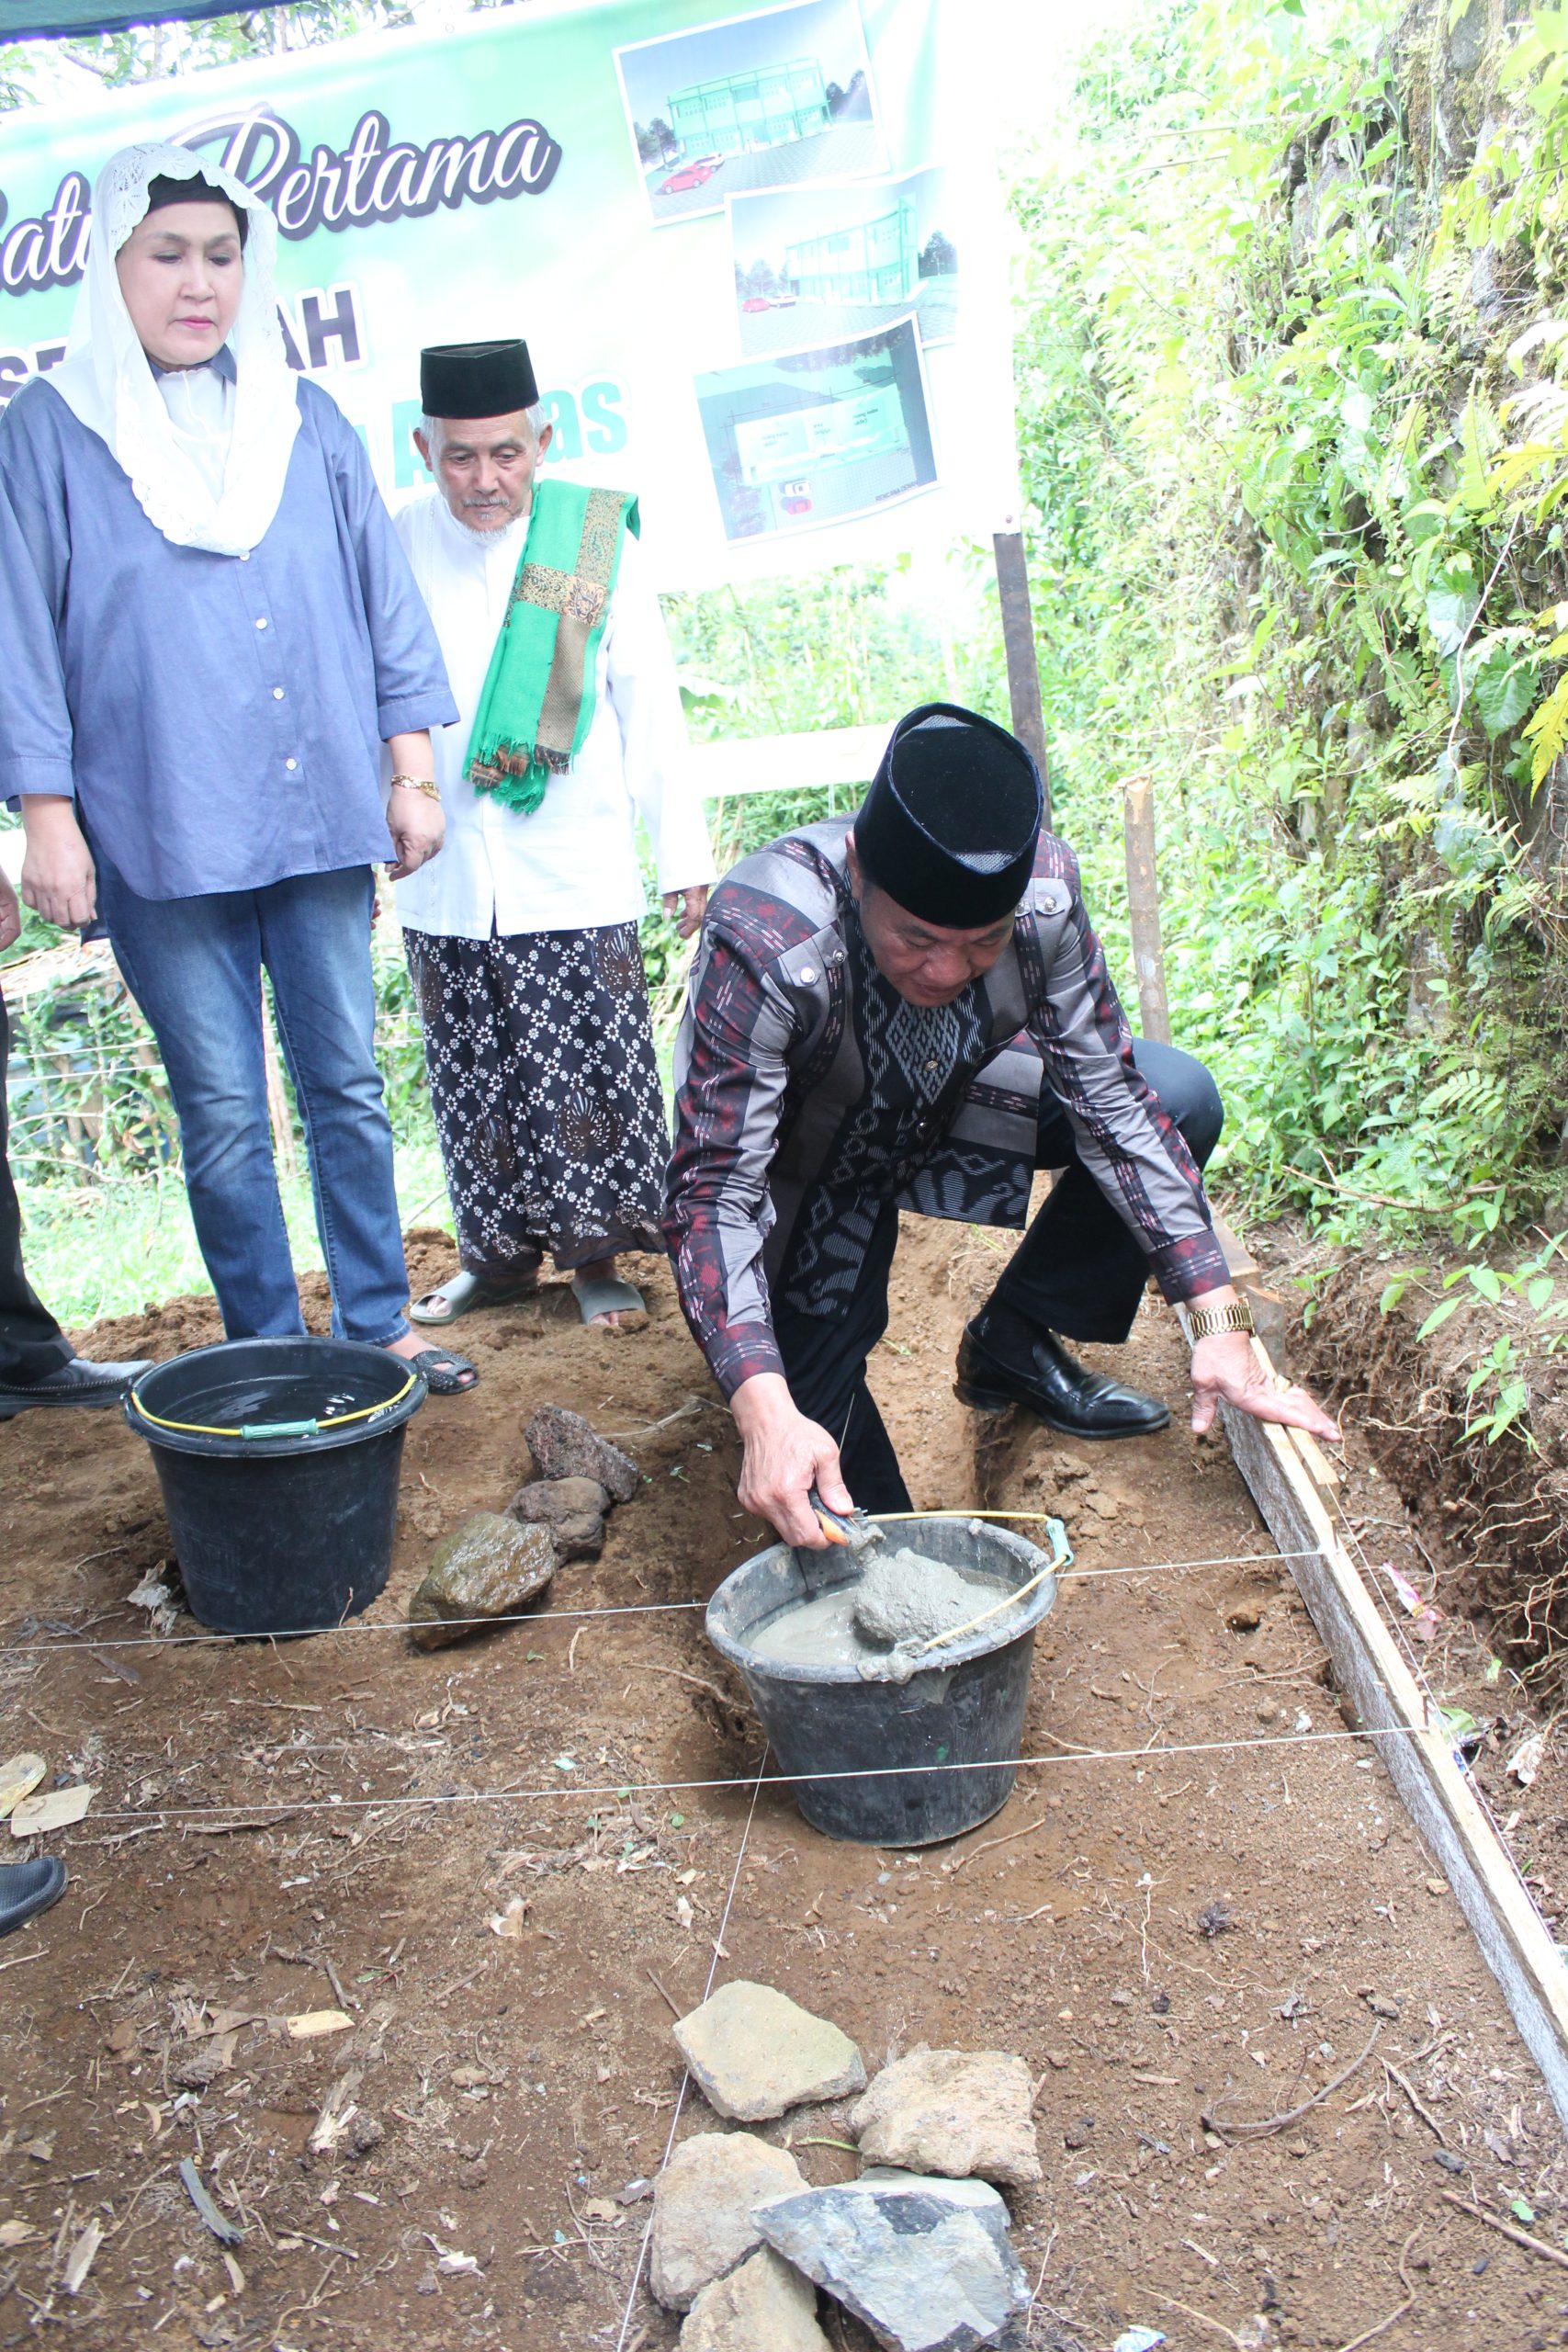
[728,164,960,355]
[615,0,885,225]
[694,315,937,541]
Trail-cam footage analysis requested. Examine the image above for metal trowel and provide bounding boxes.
[805,1487,888,1575]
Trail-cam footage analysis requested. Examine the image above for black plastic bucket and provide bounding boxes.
[705,1515,1061,1847]
[125,1338,426,1636]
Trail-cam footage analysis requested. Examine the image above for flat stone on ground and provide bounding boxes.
[754,2167,1030,2351]
[679,2248,829,2350]
[850,2050,1042,2187]
[652,2132,807,2311]
[524,1404,639,1502]
[506,1476,612,1524]
[408,1513,554,1650]
[673,1981,866,2122]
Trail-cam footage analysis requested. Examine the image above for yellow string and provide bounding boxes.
[129,1371,418,1441]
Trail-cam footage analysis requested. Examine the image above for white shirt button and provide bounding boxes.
[255,617,268,629]
[240,551,250,561]
[799,964,817,983]
[273,687,285,700]
[285,758,298,772]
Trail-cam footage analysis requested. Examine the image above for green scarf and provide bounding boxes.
[465,479,638,815]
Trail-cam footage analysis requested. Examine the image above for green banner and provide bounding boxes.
[0,0,1014,585]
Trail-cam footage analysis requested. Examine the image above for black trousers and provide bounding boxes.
[772,1037,1224,1515]
[0,988,71,1386]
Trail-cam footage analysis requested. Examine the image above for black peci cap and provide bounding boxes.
[419,338,538,420]
[853,703,1042,927]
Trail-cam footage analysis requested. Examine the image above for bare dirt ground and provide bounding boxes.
[2,1216,1566,2351]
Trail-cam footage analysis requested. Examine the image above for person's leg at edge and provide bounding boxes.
[958,1040,1224,1434]
[258,868,429,1361]
[96,860,304,1339]
[771,1202,912,1518]
[0,985,73,1386]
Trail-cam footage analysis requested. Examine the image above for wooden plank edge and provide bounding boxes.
[1219,1383,1568,2136]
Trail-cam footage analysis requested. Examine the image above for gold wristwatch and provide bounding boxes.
[389,774,441,801]
[1186,1296,1255,1342]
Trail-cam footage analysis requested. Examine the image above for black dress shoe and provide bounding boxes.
[954,1309,1169,1439]
[0,1355,153,1420]
[0,1857,67,1938]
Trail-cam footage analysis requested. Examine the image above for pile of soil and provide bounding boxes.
[0,1218,1564,2349]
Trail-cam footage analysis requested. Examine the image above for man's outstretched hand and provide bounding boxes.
[731,1373,853,1548]
[1190,1329,1340,1443]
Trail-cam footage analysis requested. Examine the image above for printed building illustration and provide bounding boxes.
[784,198,918,305]
[668,59,830,156]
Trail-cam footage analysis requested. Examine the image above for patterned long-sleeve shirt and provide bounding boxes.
[666,817,1227,1398]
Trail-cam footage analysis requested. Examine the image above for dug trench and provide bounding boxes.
[1,1218,1566,2350]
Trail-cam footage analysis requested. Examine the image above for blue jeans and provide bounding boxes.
[98,860,411,1346]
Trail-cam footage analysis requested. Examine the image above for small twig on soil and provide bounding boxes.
[645,1967,684,2018]
[1325,2228,1426,2352]
[1333,2301,1415,2352]
[1381,2055,1449,2145]
[1024,2227,1058,2333]
[784,2133,859,2153]
[946,1809,1054,1876]
[1151,2290,1249,2347]
[1440,2189,1568,2272]
[1204,2023,1381,2139]
[184,1809,299,1838]
[626,1662,742,1711]
[604,1396,723,1444]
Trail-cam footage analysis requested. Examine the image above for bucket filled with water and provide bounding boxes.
[125,1337,426,1636]
[705,1513,1067,1847]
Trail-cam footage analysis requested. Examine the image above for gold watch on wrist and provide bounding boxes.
[389,773,441,801]
[1186,1296,1255,1342]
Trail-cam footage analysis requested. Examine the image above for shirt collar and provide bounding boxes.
[148,343,238,385]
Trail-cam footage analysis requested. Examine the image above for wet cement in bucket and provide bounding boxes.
[747,1539,1013,1682]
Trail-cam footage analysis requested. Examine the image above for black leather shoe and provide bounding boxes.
[0,1858,67,1939]
[954,1310,1169,1439]
[0,1355,152,1420]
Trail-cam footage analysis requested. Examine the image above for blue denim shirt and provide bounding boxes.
[0,362,457,901]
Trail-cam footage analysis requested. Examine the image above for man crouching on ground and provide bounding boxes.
[664,701,1337,1546]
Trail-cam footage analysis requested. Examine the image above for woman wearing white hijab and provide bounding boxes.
[0,142,479,1391]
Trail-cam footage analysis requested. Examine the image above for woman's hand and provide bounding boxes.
[19,797,96,929]
[386,786,445,881]
[662,884,710,940]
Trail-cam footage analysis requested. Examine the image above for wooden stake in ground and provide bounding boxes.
[1218,1340,1568,2137]
[992,529,1052,830]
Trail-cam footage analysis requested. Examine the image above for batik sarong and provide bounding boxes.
[403,922,669,1275]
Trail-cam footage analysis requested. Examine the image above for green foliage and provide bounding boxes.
[1,2,416,116]
[1380,1229,1568,1447]
[1010,0,1568,1242]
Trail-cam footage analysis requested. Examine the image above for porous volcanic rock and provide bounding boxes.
[524,1405,639,1502]
[849,2050,1042,2187]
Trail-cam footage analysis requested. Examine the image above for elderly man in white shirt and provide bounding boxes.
[395,337,715,1329]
